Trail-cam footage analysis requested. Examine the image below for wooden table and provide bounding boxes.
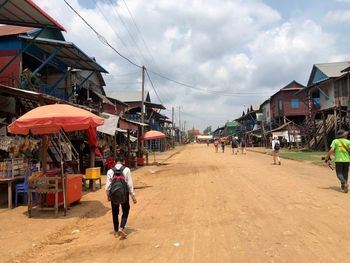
[0,176,24,209]
[28,176,65,217]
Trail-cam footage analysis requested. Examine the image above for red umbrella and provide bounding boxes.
[142,130,166,140]
[8,104,104,135]
[141,130,166,164]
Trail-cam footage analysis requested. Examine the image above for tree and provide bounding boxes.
[203,126,212,135]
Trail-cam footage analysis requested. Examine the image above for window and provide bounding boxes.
[279,100,283,110]
[291,99,299,109]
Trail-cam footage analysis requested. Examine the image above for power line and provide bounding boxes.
[145,68,163,105]
[121,0,157,66]
[92,0,139,64]
[104,70,140,77]
[104,0,150,66]
[63,0,142,69]
[63,0,273,97]
[147,69,270,96]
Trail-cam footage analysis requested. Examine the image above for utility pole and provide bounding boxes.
[172,106,175,147]
[178,106,182,144]
[141,65,145,152]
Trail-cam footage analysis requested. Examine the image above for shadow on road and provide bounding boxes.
[21,200,110,219]
[318,186,342,193]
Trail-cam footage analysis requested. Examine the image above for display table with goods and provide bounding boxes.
[0,158,28,208]
[0,176,25,209]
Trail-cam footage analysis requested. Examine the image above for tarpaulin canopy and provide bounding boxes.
[8,104,104,135]
[97,112,119,136]
[142,130,166,140]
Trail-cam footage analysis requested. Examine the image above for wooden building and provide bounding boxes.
[270,80,308,126]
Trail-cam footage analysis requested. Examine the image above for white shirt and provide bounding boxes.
[272,139,280,150]
[105,163,135,198]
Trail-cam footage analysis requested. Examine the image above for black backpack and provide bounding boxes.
[274,142,280,150]
[109,166,129,205]
[232,140,238,147]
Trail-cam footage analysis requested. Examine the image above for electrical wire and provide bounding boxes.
[104,0,151,66]
[63,0,273,97]
[92,0,139,64]
[145,68,163,105]
[63,0,142,69]
[121,0,157,66]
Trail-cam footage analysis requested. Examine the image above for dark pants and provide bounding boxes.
[111,196,130,232]
[335,162,349,185]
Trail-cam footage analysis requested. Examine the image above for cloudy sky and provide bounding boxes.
[34,0,350,131]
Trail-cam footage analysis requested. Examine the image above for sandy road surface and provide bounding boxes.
[4,144,350,263]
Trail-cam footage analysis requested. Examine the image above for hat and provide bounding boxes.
[336,129,349,138]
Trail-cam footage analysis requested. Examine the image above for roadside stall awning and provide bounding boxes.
[119,118,148,131]
[19,36,108,73]
[91,90,114,106]
[197,135,213,140]
[0,0,66,30]
[0,83,65,104]
[0,84,99,114]
[97,112,119,136]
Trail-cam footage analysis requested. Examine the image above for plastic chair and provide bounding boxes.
[15,168,38,207]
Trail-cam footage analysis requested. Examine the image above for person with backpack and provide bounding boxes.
[231,136,239,155]
[105,154,137,239]
[325,129,350,193]
[272,136,281,165]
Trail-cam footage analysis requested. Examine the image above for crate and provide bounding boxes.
[85,167,101,179]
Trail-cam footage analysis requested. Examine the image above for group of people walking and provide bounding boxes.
[213,137,246,154]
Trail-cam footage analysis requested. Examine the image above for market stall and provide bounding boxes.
[8,104,104,217]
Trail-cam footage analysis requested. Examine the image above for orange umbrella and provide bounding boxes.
[141,130,166,164]
[8,104,104,135]
[142,130,166,140]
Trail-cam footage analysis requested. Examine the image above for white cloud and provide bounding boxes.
[325,9,350,23]
[32,0,347,131]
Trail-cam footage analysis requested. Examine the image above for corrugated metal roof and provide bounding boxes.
[19,35,108,73]
[0,0,65,31]
[226,121,240,127]
[0,25,34,37]
[315,62,350,78]
[280,80,305,91]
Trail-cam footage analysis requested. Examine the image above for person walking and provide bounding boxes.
[106,154,137,238]
[231,136,239,155]
[325,129,350,193]
[214,139,219,153]
[220,139,225,153]
[240,139,247,154]
[272,136,281,165]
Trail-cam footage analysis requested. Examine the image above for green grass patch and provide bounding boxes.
[279,151,326,165]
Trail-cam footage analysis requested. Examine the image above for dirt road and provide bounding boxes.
[4,144,350,262]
